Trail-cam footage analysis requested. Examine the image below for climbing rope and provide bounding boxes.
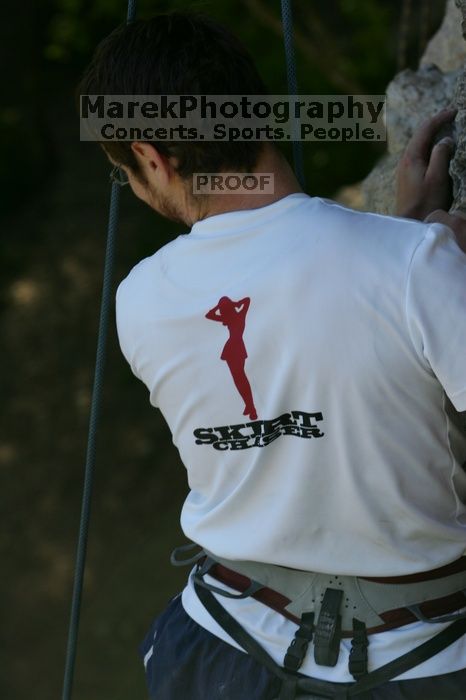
[398,0,433,71]
[398,0,413,70]
[281,0,306,189]
[61,4,137,700]
[62,2,302,697]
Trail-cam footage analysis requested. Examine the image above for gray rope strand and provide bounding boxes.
[62,0,137,692]
[280,0,306,189]
[62,182,121,700]
[126,0,137,23]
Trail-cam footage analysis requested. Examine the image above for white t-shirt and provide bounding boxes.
[116,193,466,680]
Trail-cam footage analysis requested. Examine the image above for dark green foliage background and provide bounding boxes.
[1,1,446,698]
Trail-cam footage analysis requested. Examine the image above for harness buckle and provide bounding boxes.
[348,618,368,680]
[283,612,314,672]
[314,588,343,667]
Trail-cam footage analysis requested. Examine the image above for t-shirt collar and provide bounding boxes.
[189,193,311,236]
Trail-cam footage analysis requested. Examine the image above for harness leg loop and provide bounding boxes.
[278,678,299,700]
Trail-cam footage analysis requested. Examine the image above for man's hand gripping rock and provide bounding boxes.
[396,107,466,253]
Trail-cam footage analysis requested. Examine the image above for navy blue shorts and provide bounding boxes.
[139,593,466,699]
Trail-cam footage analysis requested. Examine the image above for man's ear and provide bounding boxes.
[131,142,173,181]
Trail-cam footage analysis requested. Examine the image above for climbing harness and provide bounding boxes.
[193,550,466,635]
[193,577,466,700]
[172,543,466,699]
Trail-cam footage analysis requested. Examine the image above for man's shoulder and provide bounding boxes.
[116,236,184,305]
[313,197,433,260]
[315,196,428,235]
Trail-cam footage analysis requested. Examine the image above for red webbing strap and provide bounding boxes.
[207,559,466,637]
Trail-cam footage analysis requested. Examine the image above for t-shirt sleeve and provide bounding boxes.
[115,274,144,383]
[405,222,466,411]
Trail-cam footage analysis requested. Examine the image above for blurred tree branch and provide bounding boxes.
[241,0,363,93]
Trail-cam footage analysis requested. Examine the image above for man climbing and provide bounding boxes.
[79,11,466,700]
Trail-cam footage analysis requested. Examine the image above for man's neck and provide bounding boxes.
[186,145,304,225]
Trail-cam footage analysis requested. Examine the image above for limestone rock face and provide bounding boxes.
[421,0,466,72]
[385,65,458,156]
[451,0,466,210]
[359,154,398,216]
[338,0,466,215]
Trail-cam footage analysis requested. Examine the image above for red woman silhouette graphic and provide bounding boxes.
[205,296,258,420]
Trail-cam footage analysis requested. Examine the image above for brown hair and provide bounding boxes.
[77,12,268,178]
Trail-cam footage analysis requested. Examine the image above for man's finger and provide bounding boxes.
[425,208,466,254]
[404,108,457,165]
[424,209,454,225]
[425,136,455,183]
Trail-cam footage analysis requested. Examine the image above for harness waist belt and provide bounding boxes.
[199,552,466,637]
